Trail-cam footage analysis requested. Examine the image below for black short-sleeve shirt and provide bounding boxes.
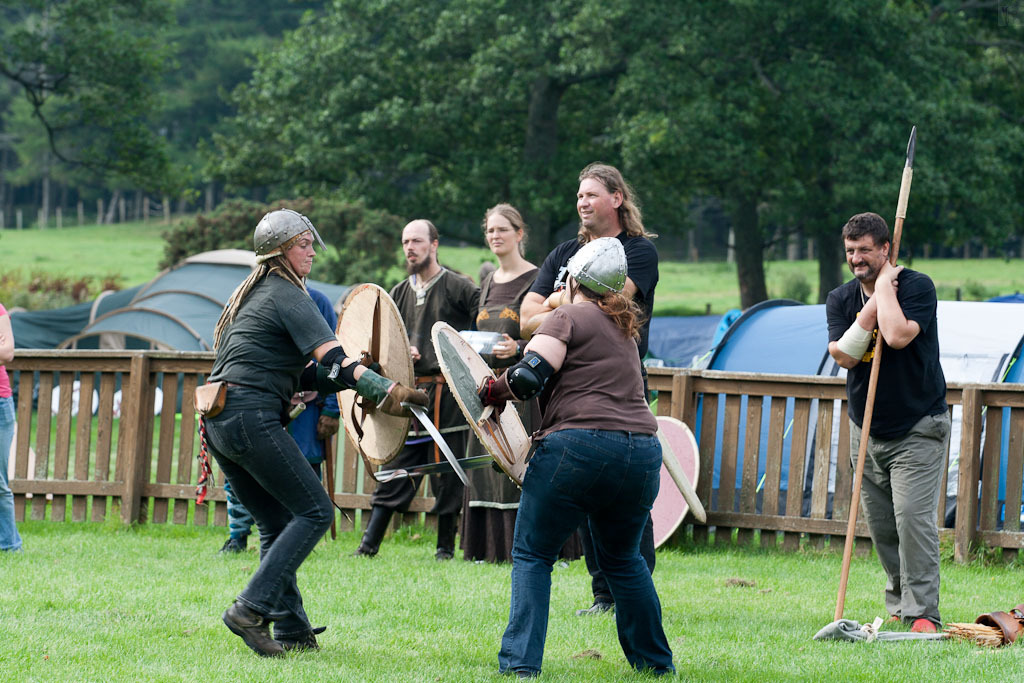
[210,275,337,403]
[529,232,658,357]
[825,269,946,439]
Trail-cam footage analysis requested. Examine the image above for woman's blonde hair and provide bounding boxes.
[213,246,307,349]
[482,203,528,256]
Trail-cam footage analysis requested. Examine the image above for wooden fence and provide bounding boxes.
[6,352,1022,561]
[647,368,1023,563]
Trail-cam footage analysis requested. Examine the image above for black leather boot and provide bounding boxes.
[222,602,284,657]
[354,506,393,557]
[435,513,456,561]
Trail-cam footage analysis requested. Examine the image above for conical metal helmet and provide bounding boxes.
[253,208,326,257]
[567,237,627,294]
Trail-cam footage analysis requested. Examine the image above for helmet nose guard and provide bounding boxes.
[253,208,327,257]
[566,237,627,294]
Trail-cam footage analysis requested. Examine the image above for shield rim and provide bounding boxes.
[652,415,701,548]
[431,321,530,485]
[337,283,414,465]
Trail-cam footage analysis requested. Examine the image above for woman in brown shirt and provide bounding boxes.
[479,238,674,677]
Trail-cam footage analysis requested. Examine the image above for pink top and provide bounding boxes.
[0,303,11,398]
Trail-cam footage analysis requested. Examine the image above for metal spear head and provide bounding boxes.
[905,126,916,169]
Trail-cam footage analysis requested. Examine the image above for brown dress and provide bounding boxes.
[460,268,581,563]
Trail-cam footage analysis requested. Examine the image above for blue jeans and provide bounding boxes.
[0,396,22,551]
[224,479,256,540]
[205,403,333,639]
[498,429,674,676]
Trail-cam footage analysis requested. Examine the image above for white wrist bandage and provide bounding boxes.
[836,322,873,359]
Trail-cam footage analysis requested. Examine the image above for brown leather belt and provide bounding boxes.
[415,375,446,463]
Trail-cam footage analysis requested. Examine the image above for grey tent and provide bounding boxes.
[52,249,350,351]
[10,286,143,349]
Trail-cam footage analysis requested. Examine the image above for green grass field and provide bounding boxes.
[2,522,1022,682]
[1,221,1022,315]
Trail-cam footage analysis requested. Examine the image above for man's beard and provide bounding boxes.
[850,262,879,282]
[406,253,434,276]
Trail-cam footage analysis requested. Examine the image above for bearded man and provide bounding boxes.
[354,219,479,559]
[826,211,949,633]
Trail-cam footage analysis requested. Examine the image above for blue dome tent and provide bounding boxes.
[695,299,1024,524]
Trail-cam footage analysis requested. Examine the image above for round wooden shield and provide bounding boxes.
[337,283,414,465]
[431,321,530,485]
[652,416,701,548]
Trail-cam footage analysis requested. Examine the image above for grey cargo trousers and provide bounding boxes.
[850,412,950,625]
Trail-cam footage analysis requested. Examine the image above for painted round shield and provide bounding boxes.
[431,321,530,485]
[337,283,414,465]
[652,416,701,548]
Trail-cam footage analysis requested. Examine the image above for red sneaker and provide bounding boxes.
[910,618,937,633]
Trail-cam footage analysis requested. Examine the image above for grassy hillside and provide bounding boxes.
[2,221,1022,315]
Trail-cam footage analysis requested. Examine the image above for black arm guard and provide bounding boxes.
[313,346,359,393]
[506,351,556,401]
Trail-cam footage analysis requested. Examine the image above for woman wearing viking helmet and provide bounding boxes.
[204,208,426,657]
[478,237,674,677]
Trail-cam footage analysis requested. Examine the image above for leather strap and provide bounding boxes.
[414,376,445,464]
[323,434,337,540]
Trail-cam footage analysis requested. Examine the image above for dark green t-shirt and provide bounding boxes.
[209,274,337,403]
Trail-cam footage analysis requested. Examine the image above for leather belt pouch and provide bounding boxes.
[195,381,227,418]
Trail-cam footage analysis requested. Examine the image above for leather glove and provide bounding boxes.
[477,374,514,411]
[317,414,340,440]
[380,381,428,417]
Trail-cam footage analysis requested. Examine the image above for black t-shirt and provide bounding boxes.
[210,274,337,403]
[529,232,658,357]
[825,269,946,439]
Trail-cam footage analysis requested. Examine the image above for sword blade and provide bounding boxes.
[404,403,470,486]
[373,455,493,482]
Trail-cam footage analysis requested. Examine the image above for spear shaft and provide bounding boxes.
[834,126,917,621]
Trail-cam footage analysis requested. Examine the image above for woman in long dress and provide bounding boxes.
[461,204,538,563]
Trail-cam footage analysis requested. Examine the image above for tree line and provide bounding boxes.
[2,0,1022,307]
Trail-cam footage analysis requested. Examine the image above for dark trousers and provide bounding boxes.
[498,429,674,676]
[206,405,333,639]
[580,512,656,604]
[370,429,468,516]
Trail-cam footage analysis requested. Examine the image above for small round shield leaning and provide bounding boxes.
[337,284,414,465]
[431,321,530,485]
[652,416,702,548]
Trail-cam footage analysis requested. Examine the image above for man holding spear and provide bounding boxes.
[826,210,950,633]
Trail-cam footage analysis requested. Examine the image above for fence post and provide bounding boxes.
[162,195,170,224]
[77,201,84,226]
[16,209,22,229]
[119,353,152,525]
[955,387,983,563]
[96,199,103,225]
[56,207,62,229]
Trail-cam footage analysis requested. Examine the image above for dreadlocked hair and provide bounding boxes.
[213,254,308,349]
[576,283,644,341]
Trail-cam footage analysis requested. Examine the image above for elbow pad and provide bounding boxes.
[314,346,359,393]
[506,351,556,401]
